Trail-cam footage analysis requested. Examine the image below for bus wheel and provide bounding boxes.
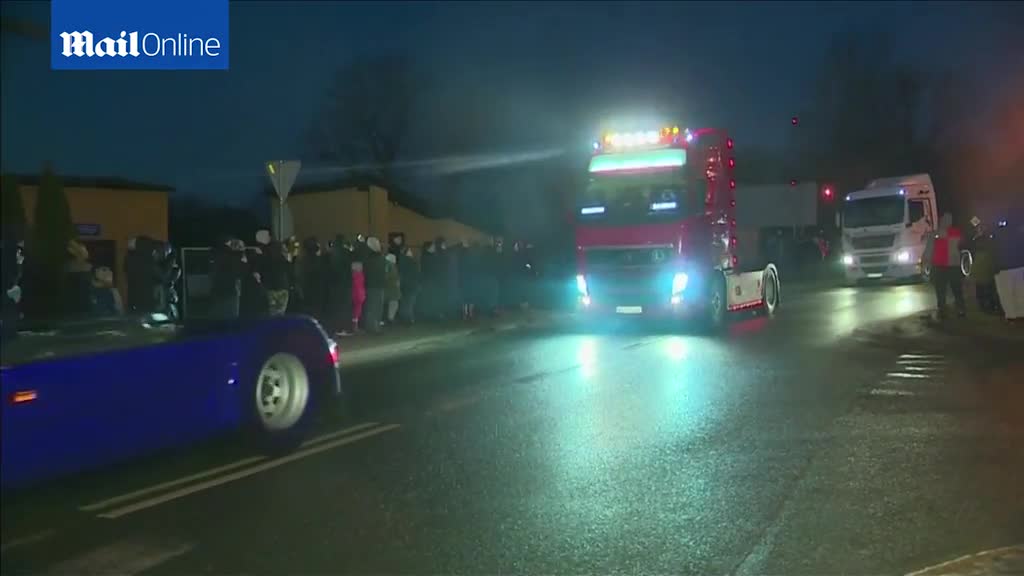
[762,267,779,315]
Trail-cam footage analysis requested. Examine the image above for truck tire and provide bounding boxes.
[762,267,780,315]
[703,273,728,332]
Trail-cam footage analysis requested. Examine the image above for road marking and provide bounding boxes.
[98,424,400,519]
[885,372,932,379]
[1,529,56,553]
[48,538,194,575]
[899,365,944,372]
[300,421,380,447]
[81,422,379,513]
[905,544,1024,576]
[80,456,266,512]
[897,358,946,365]
[899,353,944,359]
[870,388,917,397]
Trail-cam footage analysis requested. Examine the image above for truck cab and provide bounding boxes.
[573,126,779,328]
[840,174,937,282]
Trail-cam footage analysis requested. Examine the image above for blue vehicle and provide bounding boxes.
[1,313,341,488]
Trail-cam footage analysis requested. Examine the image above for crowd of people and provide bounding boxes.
[207,230,538,337]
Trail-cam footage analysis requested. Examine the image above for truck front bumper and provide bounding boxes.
[576,294,697,319]
[843,256,924,282]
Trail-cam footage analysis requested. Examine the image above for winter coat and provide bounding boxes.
[363,251,386,291]
[397,252,420,293]
[384,257,401,301]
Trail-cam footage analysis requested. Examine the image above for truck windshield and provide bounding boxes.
[843,195,905,228]
[577,171,694,225]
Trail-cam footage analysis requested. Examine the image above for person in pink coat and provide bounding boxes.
[351,260,366,330]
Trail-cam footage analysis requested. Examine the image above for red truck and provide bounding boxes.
[574,126,781,329]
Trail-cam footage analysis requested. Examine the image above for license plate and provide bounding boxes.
[615,306,643,314]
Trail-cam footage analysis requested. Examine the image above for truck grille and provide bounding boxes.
[850,234,896,250]
[584,246,674,269]
[859,254,891,265]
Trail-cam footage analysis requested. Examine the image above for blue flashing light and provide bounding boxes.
[899,188,906,196]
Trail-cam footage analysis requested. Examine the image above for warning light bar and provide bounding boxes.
[580,206,606,215]
[594,126,689,153]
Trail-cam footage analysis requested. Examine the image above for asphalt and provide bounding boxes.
[2,283,1023,575]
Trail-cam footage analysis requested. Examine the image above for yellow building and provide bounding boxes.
[273,179,491,251]
[14,175,171,298]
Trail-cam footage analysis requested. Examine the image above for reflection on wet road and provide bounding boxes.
[3,284,1021,576]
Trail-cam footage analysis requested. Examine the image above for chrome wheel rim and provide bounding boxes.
[765,273,778,308]
[710,284,724,324]
[255,353,310,431]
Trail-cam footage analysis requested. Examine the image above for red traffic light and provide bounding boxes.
[823,187,833,198]
[790,179,798,187]
[791,116,799,126]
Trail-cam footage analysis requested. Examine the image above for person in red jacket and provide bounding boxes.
[924,212,966,319]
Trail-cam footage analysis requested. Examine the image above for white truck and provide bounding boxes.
[840,174,938,283]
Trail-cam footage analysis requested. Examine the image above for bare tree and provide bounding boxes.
[1,16,47,42]
[801,32,926,192]
[311,54,414,186]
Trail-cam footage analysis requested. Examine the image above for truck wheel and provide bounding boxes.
[704,274,727,331]
[762,268,780,315]
[246,350,316,453]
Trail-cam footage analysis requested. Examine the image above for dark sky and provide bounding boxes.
[2,1,1020,228]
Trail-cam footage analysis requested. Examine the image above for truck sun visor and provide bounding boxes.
[588,149,687,174]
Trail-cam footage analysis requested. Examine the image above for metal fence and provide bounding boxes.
[179,247,261,320]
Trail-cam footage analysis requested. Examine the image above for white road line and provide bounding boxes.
[1,529,56,553]
[48,539,194,575]
[300,421,380,447]
[897,358,947,365]
[899,365,945,372]
[899,353,945,359]
[904,544,1024,576]
[81,421,379,513]
[80,456,266,512]
[870,388,917,397]
[885,372,932,379]
[98,424,400,519]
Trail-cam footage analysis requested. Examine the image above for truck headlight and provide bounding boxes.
[842,254,854,266]
[672,272,689,294]
[576,274,589,296]
[896,250,911,263]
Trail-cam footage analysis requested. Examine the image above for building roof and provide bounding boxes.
[267,173,444,218]
[12,173,174,193]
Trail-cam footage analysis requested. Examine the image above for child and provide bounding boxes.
[351,260,366,331]
[91,266,123,316]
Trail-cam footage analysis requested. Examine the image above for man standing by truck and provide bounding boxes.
[924,212,966,319]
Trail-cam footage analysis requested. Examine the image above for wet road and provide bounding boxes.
[3,284,1023,575]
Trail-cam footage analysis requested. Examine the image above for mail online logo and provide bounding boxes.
[51,0,229,70]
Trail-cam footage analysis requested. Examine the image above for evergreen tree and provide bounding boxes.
[29,166,76,316]
[1,173,26,241]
